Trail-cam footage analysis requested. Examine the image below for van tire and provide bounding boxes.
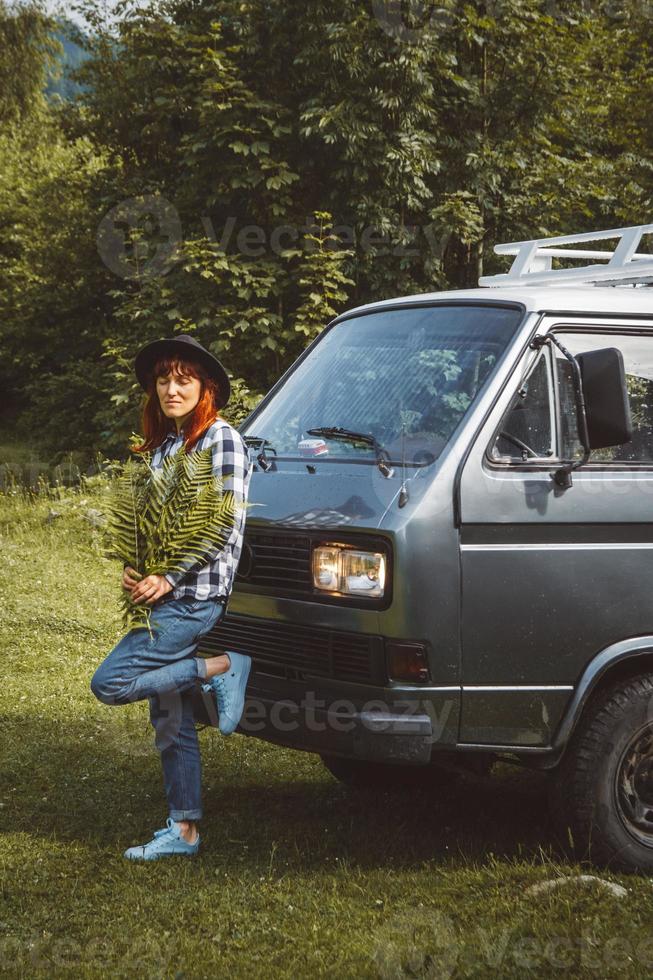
[548,672,653,873]
[320,754,462,791]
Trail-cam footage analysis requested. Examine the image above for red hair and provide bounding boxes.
[131,354,225,455]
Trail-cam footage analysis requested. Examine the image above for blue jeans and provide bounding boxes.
[90,596,226,821]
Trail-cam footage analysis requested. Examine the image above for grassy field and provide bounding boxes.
[1,458,653,978]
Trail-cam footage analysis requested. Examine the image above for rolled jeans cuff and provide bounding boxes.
[169,808,202,821]
[195,656,208,680]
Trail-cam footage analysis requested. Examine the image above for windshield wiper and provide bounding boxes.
[306,426,395,478]
[243,435,277,472]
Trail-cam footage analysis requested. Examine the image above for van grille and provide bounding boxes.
[237,529,312,595]
[201,613,385,684]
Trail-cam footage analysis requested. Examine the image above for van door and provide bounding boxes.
[458,317,653,747]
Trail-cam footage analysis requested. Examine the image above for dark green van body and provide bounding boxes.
[198,286,653,770]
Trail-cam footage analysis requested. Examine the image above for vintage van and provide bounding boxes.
[197,225,653,873]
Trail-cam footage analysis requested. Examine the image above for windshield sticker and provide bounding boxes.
[298,438,329,457]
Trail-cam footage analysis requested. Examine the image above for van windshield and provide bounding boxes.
[242,304,524,464]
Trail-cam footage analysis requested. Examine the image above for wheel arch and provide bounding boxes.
[551,636,653,762]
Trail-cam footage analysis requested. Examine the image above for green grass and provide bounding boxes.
[1,471,653,978]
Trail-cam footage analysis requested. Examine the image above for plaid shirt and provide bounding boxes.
[151,417,253,604]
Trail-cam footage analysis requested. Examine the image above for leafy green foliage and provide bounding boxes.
[103,446,239,633]
[5,1,653,463]
[0,0,60,124]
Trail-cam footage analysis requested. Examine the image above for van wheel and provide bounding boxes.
[549,672,653,873]
[320,754,462,791]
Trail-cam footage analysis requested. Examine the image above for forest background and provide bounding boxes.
[3,0,653,466]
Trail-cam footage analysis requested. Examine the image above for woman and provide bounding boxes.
[90,334,254,860]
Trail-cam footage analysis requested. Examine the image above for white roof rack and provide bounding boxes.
[479,224,653,288]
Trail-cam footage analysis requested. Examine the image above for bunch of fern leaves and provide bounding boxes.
[103,445,239,636]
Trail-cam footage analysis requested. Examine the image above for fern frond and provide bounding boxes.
[104,442,248,635]
[160,485,238,575]
[164,448,214,536]
[103,455,150,569]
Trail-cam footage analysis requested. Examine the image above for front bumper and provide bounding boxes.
[193,673,435,765]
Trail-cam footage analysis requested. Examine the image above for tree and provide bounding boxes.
[5,0,653,464]
[0,2,112,458]
[0,0,59,124]
[69,2,354,451]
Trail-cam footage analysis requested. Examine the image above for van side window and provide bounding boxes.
[491,351,555,460]
[556,332,653,464]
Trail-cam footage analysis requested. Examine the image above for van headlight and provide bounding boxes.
[312,545,386,597]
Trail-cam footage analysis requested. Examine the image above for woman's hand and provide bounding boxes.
[129,573,173,605]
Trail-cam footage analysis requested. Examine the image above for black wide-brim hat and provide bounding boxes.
[134,333,231,408]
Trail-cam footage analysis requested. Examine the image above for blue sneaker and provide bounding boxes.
[202,651,252,735]
[123,817,200,861]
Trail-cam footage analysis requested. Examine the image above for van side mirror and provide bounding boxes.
[576,348,633,450]
[531,334,633,488]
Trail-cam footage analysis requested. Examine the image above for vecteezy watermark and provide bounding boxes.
[198,691,456,746]
[95,198,452,280]
[373,908,459,979]
[96,194,182,280]
[371,0,456,43]
[370,912,653,976]
[200,214,433,259]
[0,455,139,493]
[370,0,653,46]
[8,449,653,510]
[0,931,172,972]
